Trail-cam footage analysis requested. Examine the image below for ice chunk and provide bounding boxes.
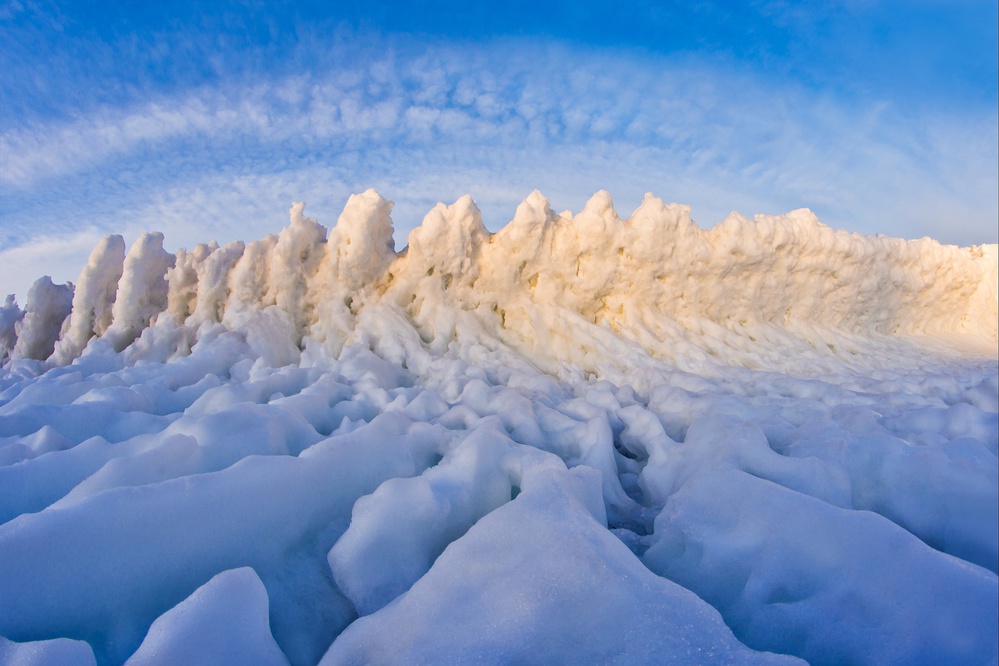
[326,188,396,290]
[165,242,216,322]
[105,233,174,352]
[0,635,96,666]
[323,465,800,664]
[265,203,326,340]
[0,295,24,364]
[11,277,73,361]
[187,240,245,328]
[125,567,288,666]
[643,470,999,664]
[329,426,561,616]
[0,414,448,664]
[51,234,126,364]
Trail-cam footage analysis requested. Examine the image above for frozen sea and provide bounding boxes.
[1,191,996,665]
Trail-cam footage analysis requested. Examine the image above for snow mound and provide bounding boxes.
[0,191,996,665]
[125,567,289,666]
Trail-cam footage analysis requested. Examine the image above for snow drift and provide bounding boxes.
[0,190,996,665]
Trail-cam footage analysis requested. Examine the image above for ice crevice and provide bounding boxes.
[0,189,996,665]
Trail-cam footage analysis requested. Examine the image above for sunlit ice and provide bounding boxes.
[0,189,996,664]
[1,1,997,663]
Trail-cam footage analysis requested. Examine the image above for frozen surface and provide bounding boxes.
[0,190,996,665]
[125,567,289,666]
[0,635,95,666]
[324,462,800,665]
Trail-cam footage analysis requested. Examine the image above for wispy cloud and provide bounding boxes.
[1,37,996,301]
[0,227,105,304]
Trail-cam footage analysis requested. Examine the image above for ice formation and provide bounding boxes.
[0,190,996,665]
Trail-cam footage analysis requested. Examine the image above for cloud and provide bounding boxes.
[0,228,105,305]
[1,37,996,302]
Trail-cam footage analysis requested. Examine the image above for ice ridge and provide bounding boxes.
[1,189,996,373]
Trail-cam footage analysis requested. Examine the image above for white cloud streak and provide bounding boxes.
[1,38,996,302]
[0,228,105,304]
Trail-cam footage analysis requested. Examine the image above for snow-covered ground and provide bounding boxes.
[1,191,996,665]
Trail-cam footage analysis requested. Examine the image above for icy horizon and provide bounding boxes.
[0,189,996,665]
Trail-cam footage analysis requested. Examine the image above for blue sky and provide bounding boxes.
[1,0,997,302]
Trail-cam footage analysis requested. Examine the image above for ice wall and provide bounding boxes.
[104,233,175,352]
[0,296,24,364]
[3,189,997,372]
[51,234,126,365]
[10,277,73,362]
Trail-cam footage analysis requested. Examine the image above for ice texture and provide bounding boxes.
[51,234,125,364]
[323,462,801,665]
[0,295,23,364]
[0,190,996,665]
[643,470,997,664]
[125,567,289,666]
[0,635,96,666]
[105,232,175,352]
[11,277,73,362]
